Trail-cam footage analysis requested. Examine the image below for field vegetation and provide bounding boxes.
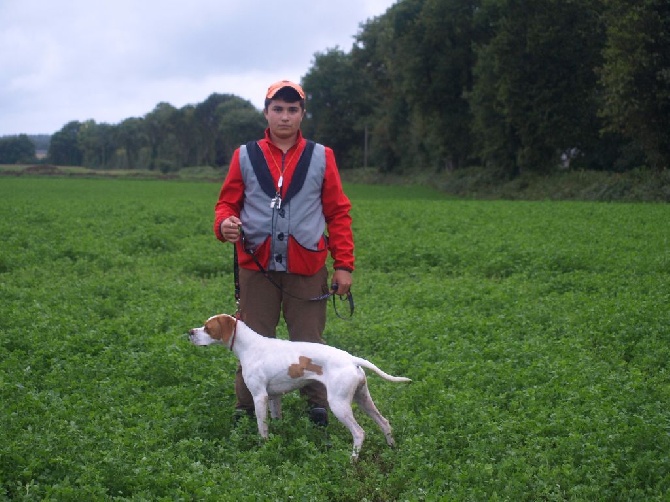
[2,163,669,203]
[1,177,668,500]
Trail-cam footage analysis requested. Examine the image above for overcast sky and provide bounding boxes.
[0,0,397,136]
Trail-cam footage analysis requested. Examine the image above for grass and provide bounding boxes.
[0,177,669,500]
[339,166,670,203]
[3,163,670,202]
[0,164,224,182]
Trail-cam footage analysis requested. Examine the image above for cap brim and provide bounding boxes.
[266,80,305,99]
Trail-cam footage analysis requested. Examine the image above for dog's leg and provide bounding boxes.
[269,396,282,419]
[328,400,365,460]
[354,382,396,447]
[253,394,270,438]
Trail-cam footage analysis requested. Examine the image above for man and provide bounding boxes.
[213,80,354,425]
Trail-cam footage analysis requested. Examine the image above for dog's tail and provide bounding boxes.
[353,357,412,383]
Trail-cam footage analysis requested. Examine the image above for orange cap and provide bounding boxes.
[266,80,305,100]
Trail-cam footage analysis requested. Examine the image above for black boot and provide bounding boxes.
[308,406,328,427]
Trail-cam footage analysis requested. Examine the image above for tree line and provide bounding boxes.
[0,135,36,164]
[5,0,668,176]
[301,0,669,175]
[46,95,266,172]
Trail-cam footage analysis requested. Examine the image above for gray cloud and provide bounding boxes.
[0,0,396,135]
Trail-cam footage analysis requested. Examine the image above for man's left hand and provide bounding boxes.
[331,270,352,296]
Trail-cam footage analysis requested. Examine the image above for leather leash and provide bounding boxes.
[232,226,354,319]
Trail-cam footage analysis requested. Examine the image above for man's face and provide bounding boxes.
[264,99,305,141]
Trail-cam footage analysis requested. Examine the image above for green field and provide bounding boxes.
[1,177,668,500]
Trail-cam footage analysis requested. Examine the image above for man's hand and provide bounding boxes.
[220,216,242,242]
[331,269,352,296]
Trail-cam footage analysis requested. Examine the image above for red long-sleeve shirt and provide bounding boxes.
[214,129,354,272]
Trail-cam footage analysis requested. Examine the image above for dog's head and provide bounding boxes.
[188,314,237,347]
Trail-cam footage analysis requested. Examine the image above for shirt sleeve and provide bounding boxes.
[214,148,245,242]
[321,147,355,272]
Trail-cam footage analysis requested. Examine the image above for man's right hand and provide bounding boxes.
[221,216,242,242]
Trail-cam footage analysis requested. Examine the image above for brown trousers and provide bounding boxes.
[235,266,329,410]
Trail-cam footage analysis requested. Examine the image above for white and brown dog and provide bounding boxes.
[189,314,411,459]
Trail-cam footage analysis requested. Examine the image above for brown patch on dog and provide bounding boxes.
[205,314,236,344]
[288,356,323,378]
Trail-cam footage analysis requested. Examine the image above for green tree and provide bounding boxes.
[0,134,36,163]
[345,0,479,173]
[78,121,115,168]
[194,93,240,167]
[350,10,403,172]
[303,48,374,169]
[392,0,479,170]
[49,121,83,166]
[470,0,605,175]
[114,117,147,169]
[171,105,198,168]
[599,0,670,169]
[144,103,177,171]
[216,99,265,164]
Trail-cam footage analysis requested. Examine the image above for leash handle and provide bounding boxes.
[332,291,355,320]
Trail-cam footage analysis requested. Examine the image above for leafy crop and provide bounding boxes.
[1,178,668,500]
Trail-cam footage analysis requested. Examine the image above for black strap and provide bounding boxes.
[233,244,241,313]
[330,289,355,320]
[245,141,275,198]
[245,140,315,204]
[283,141,315,205]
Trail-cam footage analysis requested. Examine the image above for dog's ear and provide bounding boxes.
[214,315,236,344]
[204,315,229,342]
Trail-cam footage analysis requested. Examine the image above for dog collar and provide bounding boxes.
[229,319,238,351]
